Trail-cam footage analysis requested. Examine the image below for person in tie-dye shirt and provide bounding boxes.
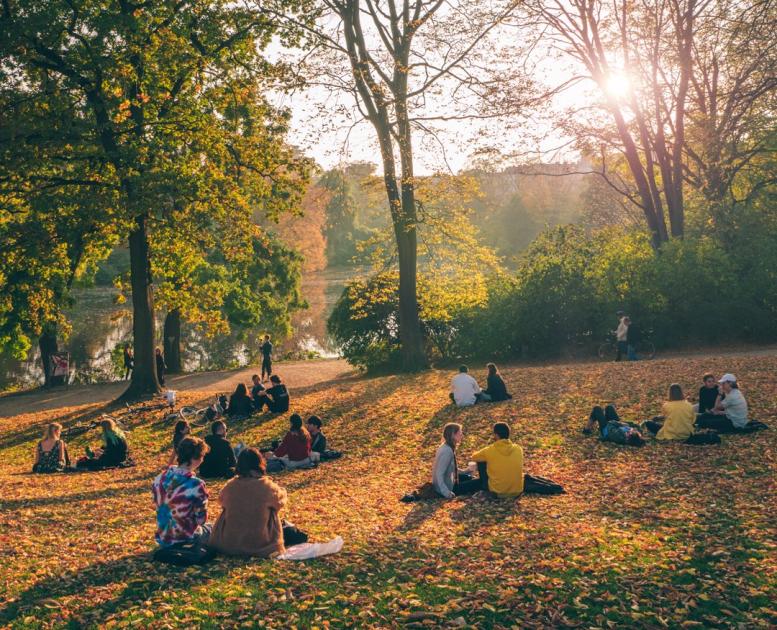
[152,437,211,547]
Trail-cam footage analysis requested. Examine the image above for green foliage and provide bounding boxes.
[319,169,370,265]
[332,220,777,369]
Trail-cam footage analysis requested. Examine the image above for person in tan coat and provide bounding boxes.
[209,447,287,557]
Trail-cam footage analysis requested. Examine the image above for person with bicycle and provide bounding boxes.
[625,316,641,361]
[615,311,629,362]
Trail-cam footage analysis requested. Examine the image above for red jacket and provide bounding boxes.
[274,431,311,461]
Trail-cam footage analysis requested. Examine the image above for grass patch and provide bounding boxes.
[1,354,776,628]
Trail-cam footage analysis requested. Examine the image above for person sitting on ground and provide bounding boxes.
[696,373,748,432]
[167,419,191,466]
[152,436,211,547]
[471,422,524,498]
[450,365,485,407]
[209,448,289,557]
[307,415,327,462]
[643,384,696,441]
[482,363,512,402]
[255,374,290,413]
[199,420,237,479]
[33,422,68,473]
[267,414,312,470]
[80,418,130,470]
[250,374,265,410]
[432,423,483,499]
[696,373,721,414]
[227,383,254,418]
[583,405,646,446]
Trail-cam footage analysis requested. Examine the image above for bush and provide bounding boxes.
[329,224,777,370]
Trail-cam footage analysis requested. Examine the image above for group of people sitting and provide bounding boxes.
[583,372,755,446]
[449,363,512,407]
[32,418,131,473]
[168,413,331,478]
[225,374,290,417]
[153,438,296,558]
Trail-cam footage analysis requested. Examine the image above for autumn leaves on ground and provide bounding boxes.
[0,354,775,629]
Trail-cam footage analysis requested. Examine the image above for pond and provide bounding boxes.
[0,266,361,390]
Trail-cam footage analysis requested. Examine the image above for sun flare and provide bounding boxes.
[604,72,632,98]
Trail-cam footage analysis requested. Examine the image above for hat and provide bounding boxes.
[718,373,737,384]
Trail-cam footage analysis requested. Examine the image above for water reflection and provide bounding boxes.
[1,267,360,390]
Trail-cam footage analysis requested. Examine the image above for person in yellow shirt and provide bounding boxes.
[644,384,696,440]
[471,423,524,497]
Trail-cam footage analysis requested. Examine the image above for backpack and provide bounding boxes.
[685,432,721,445]
[266,458,285,473]
[523,474,565,495]
[152,542,216,566]
[282,521,309,546]
[320,449,342,461]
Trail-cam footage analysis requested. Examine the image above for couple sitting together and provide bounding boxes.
[584,373,755,447]
[224,374,290,418]
[169,414,330,478]
[33,419,131,473]
[449,363,512,408]
[153,438,303,558]
[419,421,562,501]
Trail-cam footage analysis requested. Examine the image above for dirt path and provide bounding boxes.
[0,359,354,419]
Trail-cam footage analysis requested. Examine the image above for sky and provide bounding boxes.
[267,17,608,176]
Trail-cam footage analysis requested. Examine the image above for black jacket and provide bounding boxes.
[266,384,289,413]
[485,373,512,402]
[227,393,253,417]
[199,434,237,478]
[311,432,327,454]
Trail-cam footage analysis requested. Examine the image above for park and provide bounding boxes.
[1,0,776,628]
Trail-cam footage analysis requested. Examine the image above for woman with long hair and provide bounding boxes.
[269,414,312,470]
[431,423,483,498]
[32,422,67,473]
[644,384,696,440]
[482,363,512,402]
[209,448,290,557]
[167,419,191,465]
[81,418,129,470]
[227,383,254,418]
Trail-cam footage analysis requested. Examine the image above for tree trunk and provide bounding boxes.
[38,326,58,388]
[163,309,182,374]
[120,213,161,400]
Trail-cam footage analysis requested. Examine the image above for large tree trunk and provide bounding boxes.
[38,326,58,388]
[120,213,161,400]
[163,309,182,374]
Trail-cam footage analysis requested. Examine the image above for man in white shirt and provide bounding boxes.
[696,373,749,431]
[449,365,485,407]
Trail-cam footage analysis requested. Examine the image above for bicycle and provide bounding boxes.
[178,394,228,427]
[597,331,656,361]
[62,414,127,439]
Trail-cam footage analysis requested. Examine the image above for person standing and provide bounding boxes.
[625,316,640,361]
[615,312,629,362]
[260,335,273,381]
[123,344,134,380]
[155,347,167,386]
